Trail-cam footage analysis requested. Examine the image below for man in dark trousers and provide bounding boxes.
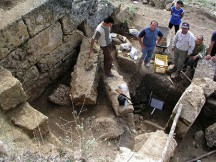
[88,16,114,77]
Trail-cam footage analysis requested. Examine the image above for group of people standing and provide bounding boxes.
[88,0,216,79]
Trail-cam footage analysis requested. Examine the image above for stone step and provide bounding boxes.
[8,102,49,138]
[70,38,100,106]
[103,69,134,116]
[0,66,26,111]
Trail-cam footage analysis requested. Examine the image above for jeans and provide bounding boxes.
[142,46,155,64]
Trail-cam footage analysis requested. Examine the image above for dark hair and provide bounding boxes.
[103,16,114,24]
[197,35,204,41]
[150,20,158,26]
[177,0,183,5]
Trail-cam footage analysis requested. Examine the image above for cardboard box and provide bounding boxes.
[154,54,168,74]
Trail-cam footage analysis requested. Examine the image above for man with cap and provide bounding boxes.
[168,0,184,34]
[171,22,195,78]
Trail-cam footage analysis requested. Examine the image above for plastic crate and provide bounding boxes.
[154,54,168,74]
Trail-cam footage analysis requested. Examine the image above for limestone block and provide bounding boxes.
[9,102,49,137]
[22,0,66,36]
[70,38,100,106]
[0,66,26,111]
[103,70,134,116]
[19,66,40,89]
[92,117,124,139]
[192,78,216,97]
[173,85,205,124]
[60,15,78,35]
[116,45,142,73]
[0,48,33,78]
[37,30,83,73]
[48,84,71,106]
[205,123,216,147]
[138,130,177,162]
[193,59,215,80]
[24,73,52,102]
[134,133,151,152]
[0,20,29,60]
[27,22,63,64]
[115,6,131,25]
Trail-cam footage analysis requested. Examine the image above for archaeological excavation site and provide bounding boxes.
[0,0,216,161]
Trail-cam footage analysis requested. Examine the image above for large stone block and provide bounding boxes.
[70,38,100,106]
[103,70,134,116]
[167,78,216,138]
[0,20,29,60]
[193,59,215,80]
[24,73,52,102]
[138,130,177,162]
[27,22,63,64]
[116,45,142,73]
[0,48,37,80]
[60,15,78,35]
[22,0,67,36]
[9,102,49,138]
[0,66,26,111]
[37,30,83,73]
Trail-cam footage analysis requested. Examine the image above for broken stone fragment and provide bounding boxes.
[8,102,49,138]
[70,38,100,106]
[0,66,26,111]
[48,84,71,106]
[91,117,124,139]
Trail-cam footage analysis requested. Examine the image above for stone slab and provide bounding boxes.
[103,70,134,116]
[9,102,49,138]
[70,38,100,106]
[0,66,26,111]
[0,20,29,60]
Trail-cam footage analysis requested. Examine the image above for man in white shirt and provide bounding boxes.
[171,22,195,78]
[89,16,114,77]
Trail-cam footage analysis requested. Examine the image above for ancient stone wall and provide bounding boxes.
[0,0,115,101]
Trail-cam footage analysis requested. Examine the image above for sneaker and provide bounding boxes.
[149,60,154,64]
[145,62,150,67]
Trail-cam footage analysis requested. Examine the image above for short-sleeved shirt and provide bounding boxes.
[169,6,184,25]
[211,31,216,56]
[92,23,112,47]
[138,27,163,48]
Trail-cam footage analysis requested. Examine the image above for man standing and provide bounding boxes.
[171,22,195,78]
[138,20,163,67]
[185,35,206,69]
[88,16,114,77]
[205,31,216,62]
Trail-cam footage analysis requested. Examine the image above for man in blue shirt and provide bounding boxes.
[138,20,163,67]
[168,0,184,34]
